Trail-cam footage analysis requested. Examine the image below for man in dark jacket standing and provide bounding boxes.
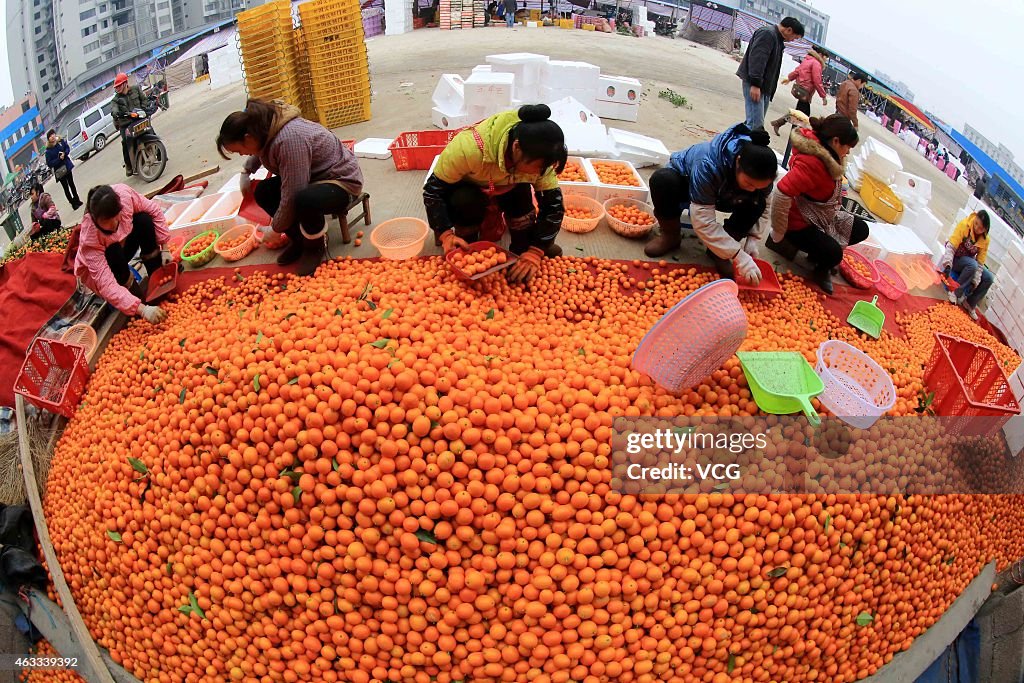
[112,72,147,176]
[736,17,805,131]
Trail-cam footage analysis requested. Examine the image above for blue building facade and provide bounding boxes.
[0,96,46,174]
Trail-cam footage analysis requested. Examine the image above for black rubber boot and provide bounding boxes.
[707,249,734,279]
[276,229,304,266]
[644,217,681,258]
[544,243,562,258]
[813,267,834,295]
[296,236,326,276]
[766,235,799,261]
[141,251,162,277]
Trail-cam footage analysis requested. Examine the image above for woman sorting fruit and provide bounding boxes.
[75,184,171,324]
[217,98,365,277]
[766,114,869,294]
[643,124,778,285]
[938,209,992,320]
[423,104,567,284]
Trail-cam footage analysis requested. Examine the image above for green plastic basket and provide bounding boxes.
[737,351,825,426]
[180,230,219,267]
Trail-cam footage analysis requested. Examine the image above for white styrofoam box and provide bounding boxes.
[850,227,887,262]
[548,96,601,127]
[861,137,903,183]
[1007,240,1024,269]
[486,53,549,101]
[583,158,650,203]
[471,65,492,75]
[354,138,394,160]
[526,20,539,26]
[464,72,515,119]
[598,75,642,105]
[892,171,932,204]
[898,206,920,233]
[433,74,466,116]
[542,60,601,92]
[914,208,944,247]
[988,252,1004,277]
[431,107,471,130]
[558,155,600,199]
[540,85,597,112]
[608,128,670,168]
[170,192,244,237]
[592,99,638,123]
[1010,366,1024,401]
[1003,415,1024,458]
[163,201,191,226]
[171,193,224,228]
[966,195,984,211]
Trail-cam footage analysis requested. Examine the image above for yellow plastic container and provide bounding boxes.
[582,23,595,31]
[529,8,540,19]
[860,174,904,224]
[559,18,573,28]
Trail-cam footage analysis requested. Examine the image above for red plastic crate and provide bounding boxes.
[923,332,1020,437]
[342,139,355,152]
[389,129,463,171]
[15,338,91,417]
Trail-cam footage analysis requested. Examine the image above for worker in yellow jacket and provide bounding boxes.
[423,104,567,283]
[938,209,992,320]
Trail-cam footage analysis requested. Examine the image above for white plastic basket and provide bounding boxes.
[370,218,429,260]
[814,340,896,429]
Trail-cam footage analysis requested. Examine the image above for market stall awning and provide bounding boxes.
[867,85,936,130]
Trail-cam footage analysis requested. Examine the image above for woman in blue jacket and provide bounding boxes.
[45,129,82,210]
[643,124,778,285]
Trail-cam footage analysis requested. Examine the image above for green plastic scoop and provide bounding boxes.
[847,295,885,339]
[737,351,825,426]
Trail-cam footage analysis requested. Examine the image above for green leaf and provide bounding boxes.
[713,482,730,492]
[727,653,735,674]
[567,268,576,274]
[824,514,831,534]
[282,469,302,483]
[335,308,343,316]
[840,542,848,549]
[107,530,122,542]
[179,338,186,347]
[945,556,955,565]
[205,366,218,376]
[179,388,186,404]
[366,300,378,310]
[253,374,261,392]
[577,347,585,356]
[127,457,148,475]
[575,246,584,251]
[292,486,302,503]
[139,349,146,360]
[382,308,394,319]
[284,312,296,320]
[414,529,438,545]
[767,567,788,578]
[166,560,173,576]
[370,339,390,349]
[255,331,264,345]
[332,459,339,472]
[855,612,874,627]
[486,309,495,320]
[287,377,299,385]
[235,273,245,282]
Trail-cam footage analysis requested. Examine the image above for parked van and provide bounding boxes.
[65,97,118,161]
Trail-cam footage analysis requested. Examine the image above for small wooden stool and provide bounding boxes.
[333,192,371,244]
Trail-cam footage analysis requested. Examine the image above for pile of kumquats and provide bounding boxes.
[45,255,1024,683]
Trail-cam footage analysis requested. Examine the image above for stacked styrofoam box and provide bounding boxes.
[540,60,600,111]
[861,137,903,184]
[845,155,865,192]
[593,75,641,122]
[463,71,515,122]
[486,53,549,104]
[583,158,650,203]
[608,128,669,168]
[208,43,244,89]
[385,0,414,34]
[559,155,600,199]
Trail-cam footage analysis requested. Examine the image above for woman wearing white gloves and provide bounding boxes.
[766,114,869,294]
[74,184,171,324]
[644,124,778,285]
[938,210,992,320]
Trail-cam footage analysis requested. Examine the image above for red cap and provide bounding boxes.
[114,73,128,87]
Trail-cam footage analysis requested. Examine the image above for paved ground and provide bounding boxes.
[16,26,968,277]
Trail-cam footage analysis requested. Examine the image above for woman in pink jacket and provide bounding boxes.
[74,184,171,324]
[770,46,828,133]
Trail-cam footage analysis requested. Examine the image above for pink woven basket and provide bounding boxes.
[632,280,748,394]
[873,259,908,300]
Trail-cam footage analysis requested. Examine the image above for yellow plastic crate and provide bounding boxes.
[529,8,540,19]
[558,18,573,28]
[860,174,904,224]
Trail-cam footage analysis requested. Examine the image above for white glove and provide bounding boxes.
[138,304,167,324]
[938,243,954,272]
[742,237,760,258]
[733,250,762,285]
[239,172,252,197]
[972,268,983,288]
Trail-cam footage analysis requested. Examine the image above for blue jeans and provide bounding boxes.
[506,12,514,26]
[953,255,994,309]
[741,80,771,131]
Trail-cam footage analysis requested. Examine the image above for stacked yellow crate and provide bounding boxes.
[292,27,318,122]
[298,0,372,129]
[236,0,302,105]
